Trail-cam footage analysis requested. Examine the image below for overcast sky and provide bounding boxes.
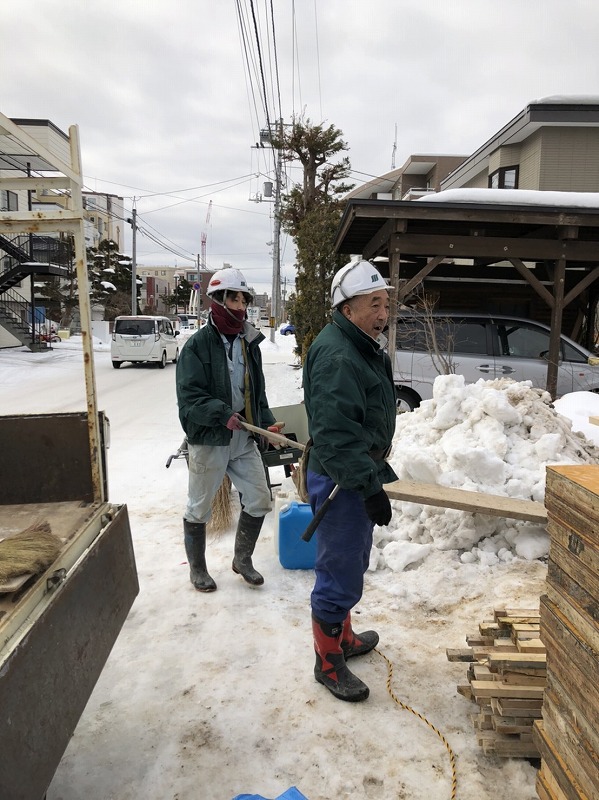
[2,0,599,293]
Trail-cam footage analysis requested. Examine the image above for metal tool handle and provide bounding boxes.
[301,484,340,542]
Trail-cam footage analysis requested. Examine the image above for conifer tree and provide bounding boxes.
[274,117,353,360]
[87,239,137,319]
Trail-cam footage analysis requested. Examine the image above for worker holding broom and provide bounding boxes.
[303,260,398,702]
[176,267,282,592]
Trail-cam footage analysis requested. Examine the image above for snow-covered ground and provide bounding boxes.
[1,331,598,800]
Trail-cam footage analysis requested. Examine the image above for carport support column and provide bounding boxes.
[547,255,566,399]
[387,249,401,376]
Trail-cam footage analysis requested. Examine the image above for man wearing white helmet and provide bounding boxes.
[176,267,282,592]
[303,259,398,702]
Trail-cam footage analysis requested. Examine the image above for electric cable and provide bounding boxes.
[375,648,458,800]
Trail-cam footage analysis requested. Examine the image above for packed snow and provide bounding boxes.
[1,330,598,800]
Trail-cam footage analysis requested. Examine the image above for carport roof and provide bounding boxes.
[334,195,599,265]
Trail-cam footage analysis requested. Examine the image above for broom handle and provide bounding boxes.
[239,420,306,451]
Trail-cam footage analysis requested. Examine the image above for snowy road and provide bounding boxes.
[0,337,553,800]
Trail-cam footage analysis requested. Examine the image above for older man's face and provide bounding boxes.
[342,290,389,339]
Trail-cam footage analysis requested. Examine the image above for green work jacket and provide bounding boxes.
[303,309,398,499]
[176,317,275,446]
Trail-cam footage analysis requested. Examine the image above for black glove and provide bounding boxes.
[364,489,392,526]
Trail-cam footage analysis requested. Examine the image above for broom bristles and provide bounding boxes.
[208,474,233,535]
[0,520,62,582]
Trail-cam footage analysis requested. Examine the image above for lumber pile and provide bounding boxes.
[533,465,599,800]
[447,607,546,758]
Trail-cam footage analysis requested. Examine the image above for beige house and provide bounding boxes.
[441,96,599,192]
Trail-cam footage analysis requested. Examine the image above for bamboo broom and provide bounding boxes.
[0,521,63,583]
[208,474,233,534]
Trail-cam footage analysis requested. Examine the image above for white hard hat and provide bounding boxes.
[330,260,389,307]
[207,267,253,300]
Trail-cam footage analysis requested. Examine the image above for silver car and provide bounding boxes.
[393,311,599,411]
[111,315,180,369]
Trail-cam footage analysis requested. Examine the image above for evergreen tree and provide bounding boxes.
[274,117,354,359]
[160,277,192,315]
[87,239,137,320]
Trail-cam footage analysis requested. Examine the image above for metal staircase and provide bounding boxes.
[0,233,71,349]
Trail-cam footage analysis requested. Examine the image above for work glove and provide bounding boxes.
[364,489,392,526]
[226,412,245,431]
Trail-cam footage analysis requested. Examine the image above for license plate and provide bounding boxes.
[130,341,142,347]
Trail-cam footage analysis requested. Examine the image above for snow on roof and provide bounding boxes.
[532,94,599,105]
[416,187,599,208]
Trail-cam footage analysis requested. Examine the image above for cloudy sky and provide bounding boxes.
[2,0,598,293]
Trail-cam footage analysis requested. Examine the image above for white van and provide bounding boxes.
[111,315,180,369]
[393,311,599,411]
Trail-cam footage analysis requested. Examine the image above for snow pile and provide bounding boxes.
[377,374,599,570]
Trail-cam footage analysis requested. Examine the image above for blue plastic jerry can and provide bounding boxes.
[278,501,317,569]
[232,788,309,800]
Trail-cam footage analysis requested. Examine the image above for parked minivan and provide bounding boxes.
[393,311,599,411]
[111,315,180,369]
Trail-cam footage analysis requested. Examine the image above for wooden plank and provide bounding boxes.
[494,697,543,718]
[545,466,599,528]
[542,689,599,800]
[493,716,535,734]
[517,637,546,653]
[533,720,591,800]
[470,679,545,700]
[494,607,540,621]
[457,684,473,701]
[384,479,548,522]
[502,671,546,685]
[547,519,599,578]
[549,539,599,604]
[537,760,570,800]
[487,652,547,668]
[478,730,540,757]
[588,415,599,426]
[545,676,599,765]
[546,559,599,627]
[540,597,599,714]
[446,647,475,662]
[545,585,598,654]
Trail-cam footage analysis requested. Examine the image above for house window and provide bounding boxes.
[489,166,519,189]
[1,189,18,211]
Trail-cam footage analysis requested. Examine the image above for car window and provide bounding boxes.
[165,321,174,335]
[496,322,554,359]
[397,317,487,354]
[562,339,588,363]
[114,319,155,336]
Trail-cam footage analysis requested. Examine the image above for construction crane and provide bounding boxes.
[201,200,212,269]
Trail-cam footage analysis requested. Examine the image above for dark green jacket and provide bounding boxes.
[176,317,275,445]
[303,310,398,499]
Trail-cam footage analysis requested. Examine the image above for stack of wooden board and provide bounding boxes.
[533,465,599,800]
[447,608,546,758]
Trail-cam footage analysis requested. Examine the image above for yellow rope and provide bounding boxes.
[375,648,458,800]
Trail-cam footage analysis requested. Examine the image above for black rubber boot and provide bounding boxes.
[341,611,379,659]
[183,519,217,592]
[232,511,264,586]
[312,614,369,702]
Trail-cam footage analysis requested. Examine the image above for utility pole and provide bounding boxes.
[270,119,283,344]
[130,204,137,314]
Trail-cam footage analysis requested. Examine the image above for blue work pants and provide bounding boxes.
[307,470,373,623]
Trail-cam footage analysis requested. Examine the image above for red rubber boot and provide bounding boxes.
[341,611,379,659]
[312,614,369,702]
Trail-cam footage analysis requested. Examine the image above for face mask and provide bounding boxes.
[211,300,245,334]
